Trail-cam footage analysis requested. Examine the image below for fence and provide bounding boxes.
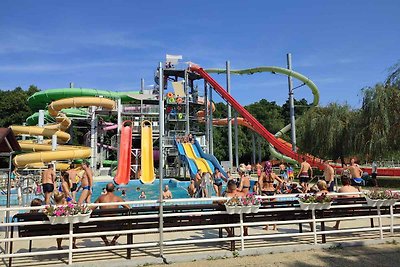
[1,192,399,266]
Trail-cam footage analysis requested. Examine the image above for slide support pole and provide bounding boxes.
[226,61,233,169]
[158,62,165,258]
[287,53,297,152]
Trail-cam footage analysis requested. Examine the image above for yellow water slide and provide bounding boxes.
[140,120,155,184]
[182,143,212,174]
[11,97,116,169]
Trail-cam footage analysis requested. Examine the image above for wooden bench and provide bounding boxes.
[8,199,399,266]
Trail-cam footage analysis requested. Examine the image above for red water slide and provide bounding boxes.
[114,121,132,185]
[190,64,325,170]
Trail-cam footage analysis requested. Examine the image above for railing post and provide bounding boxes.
[240,213,244,251]
[312,209,317,245]
[377,207,383,239]
[68,221,73,264]
[390,205,394,235]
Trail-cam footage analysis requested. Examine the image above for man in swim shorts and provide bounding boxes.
[41,164,56,204]
[78,161,93,205]
[67,163,79,201]
[348,158,364,187]
[297,157,313,191]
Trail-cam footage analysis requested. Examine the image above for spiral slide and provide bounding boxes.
[11,97,116,169]
[190,63,325,170]
[114,121,132,185]
[140,121,155,184]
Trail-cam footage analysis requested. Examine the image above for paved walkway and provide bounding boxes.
[151,243,400,267]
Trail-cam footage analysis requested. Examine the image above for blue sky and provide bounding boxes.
[0,0,399,107]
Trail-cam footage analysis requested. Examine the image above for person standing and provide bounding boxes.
[256,162,262,179]
[348,158,363,186]
[67,163,80,201]
[237,164,251,195]
[297,157,313,191]
[371,161,378,187]
[42,164,56,205]
[323,160,335,192]
[78,161,93,205]
[279,162,288,181]
[213,168,227,197]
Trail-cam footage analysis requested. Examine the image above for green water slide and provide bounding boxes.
[205,66,320,165]
[28,88,141,111]
[26,108,89,126]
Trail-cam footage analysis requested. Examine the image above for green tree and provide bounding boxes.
[0,85,40,127]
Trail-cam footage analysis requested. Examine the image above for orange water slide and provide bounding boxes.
[114,121,132,185]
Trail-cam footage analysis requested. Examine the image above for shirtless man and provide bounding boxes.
[78,161,93,205]
[348,158,363,186]
[42,164,56,204]
[188,180,196,197]
[323,160,335,192]
[334,175,360,229]
[297,157,313,191]
[194,169,202,192]
[163,185,172,199]
[94,183,130,246]
[67,163,79,201]
[223,180,247,236]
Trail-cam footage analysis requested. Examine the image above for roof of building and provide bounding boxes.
[0,128,21,153]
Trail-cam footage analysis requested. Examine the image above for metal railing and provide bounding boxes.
[0,192,399,266]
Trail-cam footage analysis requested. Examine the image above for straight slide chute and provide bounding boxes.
[114,121,132,185]
[140,120,155,184]
[190,63,325,170]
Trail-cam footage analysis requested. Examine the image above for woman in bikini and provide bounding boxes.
[58,172,74,203]
[259,161,283,231]
[213,168,227,196]
[237,164,251,195]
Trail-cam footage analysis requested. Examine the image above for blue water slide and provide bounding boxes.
[191,144,215,173]
[176,141,198,178]
[193,140,228,178]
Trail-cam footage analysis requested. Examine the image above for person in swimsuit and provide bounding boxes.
[297,157,313,192]
[188,180,196,198]
[78,161,93,205]
[223,180,247,236]
[279,162,288,181]
[42,164,56,205]
[259,161,283,196]
[256,162,262,179]
[348,158,364,187]
[213,168,227,197]
[139,191,146,199]
[59,172,74,203]
[94,183,130,246]
[237,164,251,195]
[54,191,77,249]
[259,161,282,231]
[67,163,80,201]
[163,185,173,199]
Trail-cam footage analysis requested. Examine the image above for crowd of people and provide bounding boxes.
[175,133,195,144]
[39,161,93,205]
[186,157,372,207]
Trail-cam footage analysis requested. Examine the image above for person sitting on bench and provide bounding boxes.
[94,183,130,246]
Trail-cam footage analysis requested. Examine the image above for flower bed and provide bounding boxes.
[44,203,92,225]
[364,189,400,207]
[225,194,261,214]
[298,193,332,210]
